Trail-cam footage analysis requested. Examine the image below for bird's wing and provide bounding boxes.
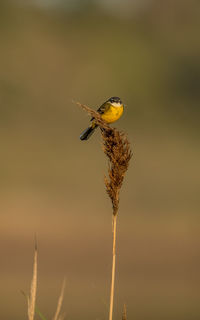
[97,102,110,114]
[91,102,110,121]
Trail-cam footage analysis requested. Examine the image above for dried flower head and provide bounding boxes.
[77,101,132,216]
[102,127,132,215]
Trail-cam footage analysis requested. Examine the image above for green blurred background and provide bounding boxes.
[0,0,200,319]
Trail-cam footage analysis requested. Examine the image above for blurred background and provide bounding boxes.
[0,0,200,319]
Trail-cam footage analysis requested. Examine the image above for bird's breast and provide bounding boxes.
[101,105,123,123]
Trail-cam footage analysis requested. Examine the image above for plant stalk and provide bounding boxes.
[109,213,117,320]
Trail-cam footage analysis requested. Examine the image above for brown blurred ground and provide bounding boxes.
[0,1,200,319]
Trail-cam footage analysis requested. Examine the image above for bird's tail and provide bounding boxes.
[80,123,98,141]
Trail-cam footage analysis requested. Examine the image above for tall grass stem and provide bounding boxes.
[28,244,37,320]
[109,214,117,320]
[52,278,66,320]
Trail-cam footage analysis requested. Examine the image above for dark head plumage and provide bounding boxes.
[108,97,122,105]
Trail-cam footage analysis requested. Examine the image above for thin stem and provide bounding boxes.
[28,244,37,320]
[109,213,117,320]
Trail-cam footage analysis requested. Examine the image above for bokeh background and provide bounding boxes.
[0,0,200,319]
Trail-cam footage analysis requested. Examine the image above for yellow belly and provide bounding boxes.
[101,105,123,123]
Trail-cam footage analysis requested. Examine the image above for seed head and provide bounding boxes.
[77,101,132,216]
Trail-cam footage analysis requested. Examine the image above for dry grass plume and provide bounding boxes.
[102,127,132,215]
[78,101,132,320]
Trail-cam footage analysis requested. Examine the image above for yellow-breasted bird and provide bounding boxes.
[80,96,124,140]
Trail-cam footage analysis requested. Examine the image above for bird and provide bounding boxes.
[80,97,124,141]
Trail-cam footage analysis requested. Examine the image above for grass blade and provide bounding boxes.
[122,303,127,320]
[52,278,66,320]
[28,242,37,320]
